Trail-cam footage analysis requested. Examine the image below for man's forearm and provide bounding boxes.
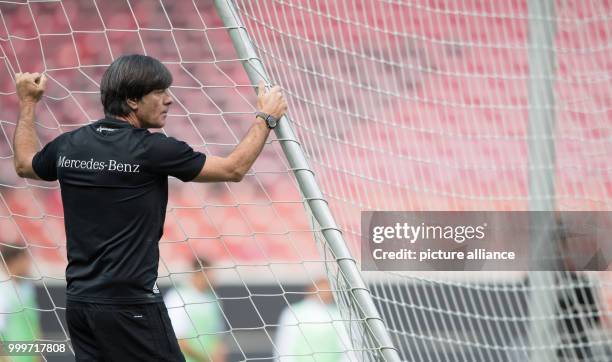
[229,117,271,179]
[13,101,40,177]
[193,82,285,183]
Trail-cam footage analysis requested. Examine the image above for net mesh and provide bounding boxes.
[0,0,368,360]
[234,0,612,361]
[0,0,611,361]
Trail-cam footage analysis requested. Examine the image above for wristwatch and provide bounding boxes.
[256,112,279,129]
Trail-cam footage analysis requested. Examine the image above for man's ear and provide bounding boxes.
[126,98,138,111]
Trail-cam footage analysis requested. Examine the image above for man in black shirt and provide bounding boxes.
[13,54,287,361]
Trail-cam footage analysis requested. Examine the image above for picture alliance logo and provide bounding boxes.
[371,222,488,244]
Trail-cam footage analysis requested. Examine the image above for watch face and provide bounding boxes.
[267,116,277,128]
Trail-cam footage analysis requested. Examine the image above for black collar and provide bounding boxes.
[95,116,136,129]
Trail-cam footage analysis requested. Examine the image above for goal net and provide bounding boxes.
[0,0,611,361]
[233,0,612,361]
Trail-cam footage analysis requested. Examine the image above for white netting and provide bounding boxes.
[0,0,369,360]
[234,0,612,361]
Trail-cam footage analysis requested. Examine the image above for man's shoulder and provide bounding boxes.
[132,130,171,149]
[70,120,156,149]
[138,132,197,159]
[68,121,101,135]
[45,127,75,145]
[140,131,183,145]
[47,122,97,146]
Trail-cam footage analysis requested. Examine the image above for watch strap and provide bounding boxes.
[255,112,279,129]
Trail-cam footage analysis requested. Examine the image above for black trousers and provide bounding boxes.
[66,300,185,362]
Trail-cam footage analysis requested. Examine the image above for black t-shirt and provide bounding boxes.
[32,117,206,304]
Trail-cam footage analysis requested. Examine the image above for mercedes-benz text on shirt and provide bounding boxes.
[57,155,141,173]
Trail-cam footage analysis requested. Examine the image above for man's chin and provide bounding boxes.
[159,113,168,125]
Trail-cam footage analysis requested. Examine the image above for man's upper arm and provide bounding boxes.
[145,134,206,182]
[191,155,240,183]
[30,135,64,181]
